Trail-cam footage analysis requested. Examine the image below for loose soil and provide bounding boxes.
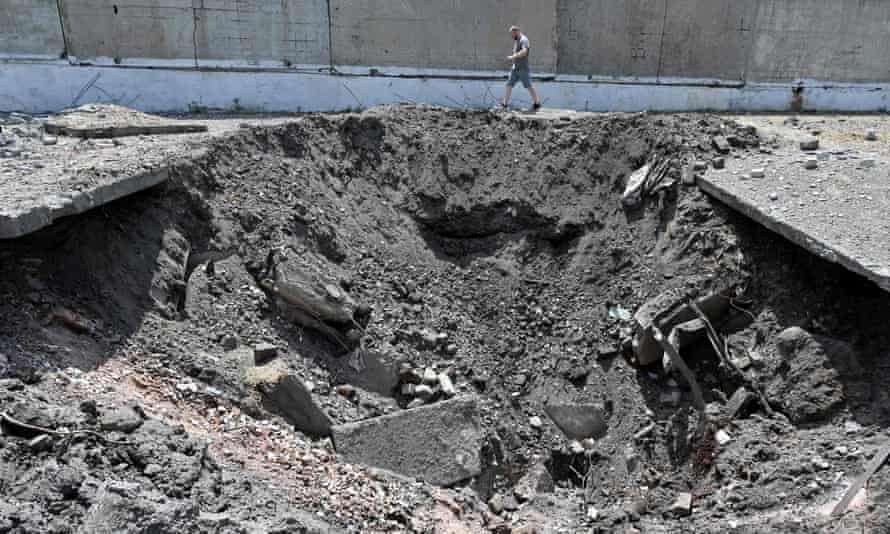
[1,106,889,533]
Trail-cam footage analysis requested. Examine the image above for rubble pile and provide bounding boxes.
[1,106,889,532]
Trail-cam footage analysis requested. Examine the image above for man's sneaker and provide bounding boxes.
[532,102,542,111]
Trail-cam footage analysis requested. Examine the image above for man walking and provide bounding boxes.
[503,25,541,111]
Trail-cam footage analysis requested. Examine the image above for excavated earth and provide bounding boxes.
[2,106,890,533]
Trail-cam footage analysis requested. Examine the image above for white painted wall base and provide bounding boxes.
[3,63,890,114]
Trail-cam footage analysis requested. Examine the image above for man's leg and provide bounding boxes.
[503,84,513,107]
[528,84,540,106]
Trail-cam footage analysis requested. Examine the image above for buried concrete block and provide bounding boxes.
[259,375,332,438]
[543,403,607,440]
[331,397,482,486]
[632,288,732,366]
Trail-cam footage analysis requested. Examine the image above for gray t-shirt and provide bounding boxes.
[513,35,530,72]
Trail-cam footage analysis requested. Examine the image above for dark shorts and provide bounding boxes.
[507,69,532,89]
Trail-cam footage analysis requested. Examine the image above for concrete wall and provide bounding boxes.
[0,0,66,60]
[329,0,557,73]
[4,0,890,112]
[195,0,330,67]
[748,0,890,83]
[56,0,329,67]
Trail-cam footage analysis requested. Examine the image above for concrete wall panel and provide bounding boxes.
[194,0,330,67]
[0,0,66,60]
[748,0,890,83]
[330,0,557,73]
[556,0,665,78]
[658,0,757,81]
[58,0,195,62]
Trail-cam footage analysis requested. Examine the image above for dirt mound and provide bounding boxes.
[2,106,889,532]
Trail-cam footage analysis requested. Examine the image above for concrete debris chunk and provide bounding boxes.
[712,136,731,154]
[632,288,731,366]
[800,137,820,151]
[543,403,607,440]
[253,343,278,365]
[804,157,818,169]
[514,463,554,503]
[28,434,53,452]
[331,397,482,486]
[260,375,332,437]
[671,492,692,516]
[621,164,651,208]
[438,373,456,397]
[99,406,144,433]
[866,130,878,141]
[726,387,755,419]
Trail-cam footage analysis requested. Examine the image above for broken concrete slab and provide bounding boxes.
[0,168,170,239]
[331,397,482,486]
[698,155,890,293]
[44,105,207,138]
[543,403,607,440]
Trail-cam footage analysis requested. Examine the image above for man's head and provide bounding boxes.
[510,25,521,40]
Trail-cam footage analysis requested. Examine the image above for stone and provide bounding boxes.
[438,373,456,397]
[568,440,585,455]
[767,327,850,423]
[726,387,755,419]
[399,365,422,385]
[414,384,435,401]
[586,507,599,520]
[800,137,820,151]
[622,164,651,208]
[41,135,58,146]
[712,136,731,154]
[866,130,878,141]
[422,368,439,385]
[143,464,163,476]
[632,289,731,366]
[528,416,543,430]
[28,434,53,452]
[671,492,692,516]
[804,157,819,169]
[99,406,144,433]
[221,334,238,350]
[769,192,779,201]
[331,397,483,486]
[750,168,765,178]
[715,429,732,446]
[488,494,505,514]
[253,343,278,365]
[712,157,726,169]
[513,463,554,503]
[860,158,876,169]
[543,403,607,440]
[260,375,332,437]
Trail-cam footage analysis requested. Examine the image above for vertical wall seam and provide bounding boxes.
[326,0,334,72]
[655,0,670,82]
[552,0,561,76]
[741,0,761,85]
[192,1,200,68]
[55,0,70,61]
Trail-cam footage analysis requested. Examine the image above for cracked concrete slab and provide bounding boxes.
[0,107,294,239]
[44,104,207,138]
[331,397,483,486]
[698,147,890,292]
